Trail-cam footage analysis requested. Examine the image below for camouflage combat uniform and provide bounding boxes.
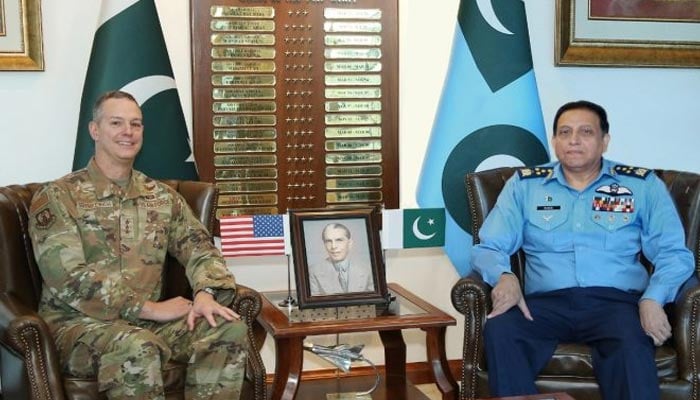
[28,159,247,399]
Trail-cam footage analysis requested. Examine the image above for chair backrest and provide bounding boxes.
[0,180,218,310]
[465,167,700,281]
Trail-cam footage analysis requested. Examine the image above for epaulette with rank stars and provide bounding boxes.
[517,167,553,179]
[613,165,651,179]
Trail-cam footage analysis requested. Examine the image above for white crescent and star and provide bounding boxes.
[412,217,436,241]
[475,0,514,35]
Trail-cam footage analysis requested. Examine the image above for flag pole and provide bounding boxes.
[278,254,297,307]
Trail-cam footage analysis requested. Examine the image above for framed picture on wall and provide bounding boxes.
[289,207,388,309]
[0,0,44,70]
[555,0,700,68]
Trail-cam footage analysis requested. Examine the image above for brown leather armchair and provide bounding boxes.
[0,180,266,400]
[451,167,700,400]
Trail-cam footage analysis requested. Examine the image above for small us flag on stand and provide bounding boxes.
[220,215,286,257]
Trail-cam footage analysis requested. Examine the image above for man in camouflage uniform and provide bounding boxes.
[29,90,246,399]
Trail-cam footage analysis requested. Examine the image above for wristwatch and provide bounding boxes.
[200,287,216,297]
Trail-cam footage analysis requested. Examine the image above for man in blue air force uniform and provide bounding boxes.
[471,100,694,400]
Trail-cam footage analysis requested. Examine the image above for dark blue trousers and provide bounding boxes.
[483,287,659,400]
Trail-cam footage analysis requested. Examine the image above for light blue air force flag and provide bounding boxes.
[416,0,550,276]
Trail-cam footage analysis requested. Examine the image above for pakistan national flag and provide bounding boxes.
[72,0,198,180]
[382,208,446,249]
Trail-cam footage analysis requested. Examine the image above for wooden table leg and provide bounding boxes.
[424,326,458,400]
[270,336,304,400]
[379,329,407,399]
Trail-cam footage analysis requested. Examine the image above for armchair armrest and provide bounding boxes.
[230,284,266,400]
[451,272,491,400]
[0,292,65,400]
[668,275,700,383]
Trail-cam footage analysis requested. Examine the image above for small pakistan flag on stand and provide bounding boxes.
[382,208,446,249]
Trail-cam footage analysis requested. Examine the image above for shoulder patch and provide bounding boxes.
[613,165,651,179]
[517,167,553,179]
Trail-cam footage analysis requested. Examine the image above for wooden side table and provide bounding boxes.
[253,283,458,400]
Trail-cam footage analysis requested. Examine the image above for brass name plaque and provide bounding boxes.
[324,61,382,72]
[324,8,382,20]
[217,181,278,193]
[213,115,276,127]
[219,194,278,206]
[325,126,382,138]
[324,35,382,47]
[327,178,383,190]
[325,74,381,86]
[212,74,276,86]
[325,152,382,164]
[327,191,383,203]
[213,87,276,99]
[326,101,381,112]
[214,155,277,166]
[325,88,382,99]
[213,128,276,140]
[213,101,276,113]
[326,140,382,152]
[214,141,277,153]
[326,165,383,177]
[325,113,382,125]
[323,21,382,33]
[212,60,276,72]
[216,207,279,219]
[210,6,275,18]
[324,48,382,59]
[211,20,275,32]
[211,47,275,59]
[215,168,278,180]
[211,33,275,46]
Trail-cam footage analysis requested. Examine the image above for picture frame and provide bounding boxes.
[0,0,44,71]
[289,207,389,310]
[555,0,700,68]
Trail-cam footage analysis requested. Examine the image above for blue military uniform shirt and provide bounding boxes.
[471,158,694,305]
